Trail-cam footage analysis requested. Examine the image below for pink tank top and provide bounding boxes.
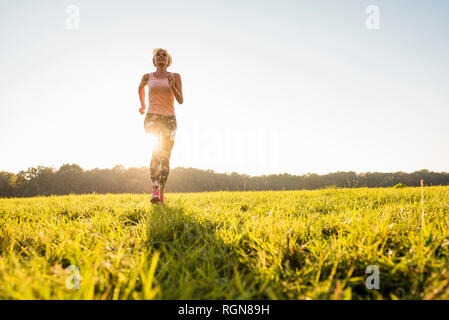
[147,72,175,115]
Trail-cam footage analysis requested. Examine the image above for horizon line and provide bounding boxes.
[2,164,448,177]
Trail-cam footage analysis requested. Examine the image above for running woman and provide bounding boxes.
[138,48,184,204]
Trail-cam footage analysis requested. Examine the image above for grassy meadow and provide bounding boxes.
[1,186,449,300]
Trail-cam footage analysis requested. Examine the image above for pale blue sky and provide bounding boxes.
[1,0,448,175]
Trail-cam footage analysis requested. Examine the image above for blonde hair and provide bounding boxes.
[152,48,172,68]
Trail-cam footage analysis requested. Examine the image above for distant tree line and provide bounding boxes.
[1,164,448,198]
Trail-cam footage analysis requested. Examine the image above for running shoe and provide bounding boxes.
[150,190,161,204]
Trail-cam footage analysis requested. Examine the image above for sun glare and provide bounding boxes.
[147,133,159,152]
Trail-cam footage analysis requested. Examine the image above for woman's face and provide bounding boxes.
[154,50,169,67]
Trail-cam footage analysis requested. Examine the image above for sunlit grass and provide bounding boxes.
[0,186,448,299]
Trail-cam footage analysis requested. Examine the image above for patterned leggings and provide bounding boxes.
[143,113,177,191]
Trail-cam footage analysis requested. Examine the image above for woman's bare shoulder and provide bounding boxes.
[139,73,150,87]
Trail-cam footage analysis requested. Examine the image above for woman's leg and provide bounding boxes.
[149,133,163,192]
[158,116,177,197]
[144,113,163,194]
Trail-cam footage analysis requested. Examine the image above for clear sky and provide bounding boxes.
[1,0,448,176]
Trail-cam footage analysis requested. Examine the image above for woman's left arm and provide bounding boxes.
[168,73,184,104]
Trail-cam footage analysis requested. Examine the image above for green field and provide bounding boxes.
[1,186,449,299]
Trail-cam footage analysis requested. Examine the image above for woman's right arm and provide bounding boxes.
[138,74,149,114]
